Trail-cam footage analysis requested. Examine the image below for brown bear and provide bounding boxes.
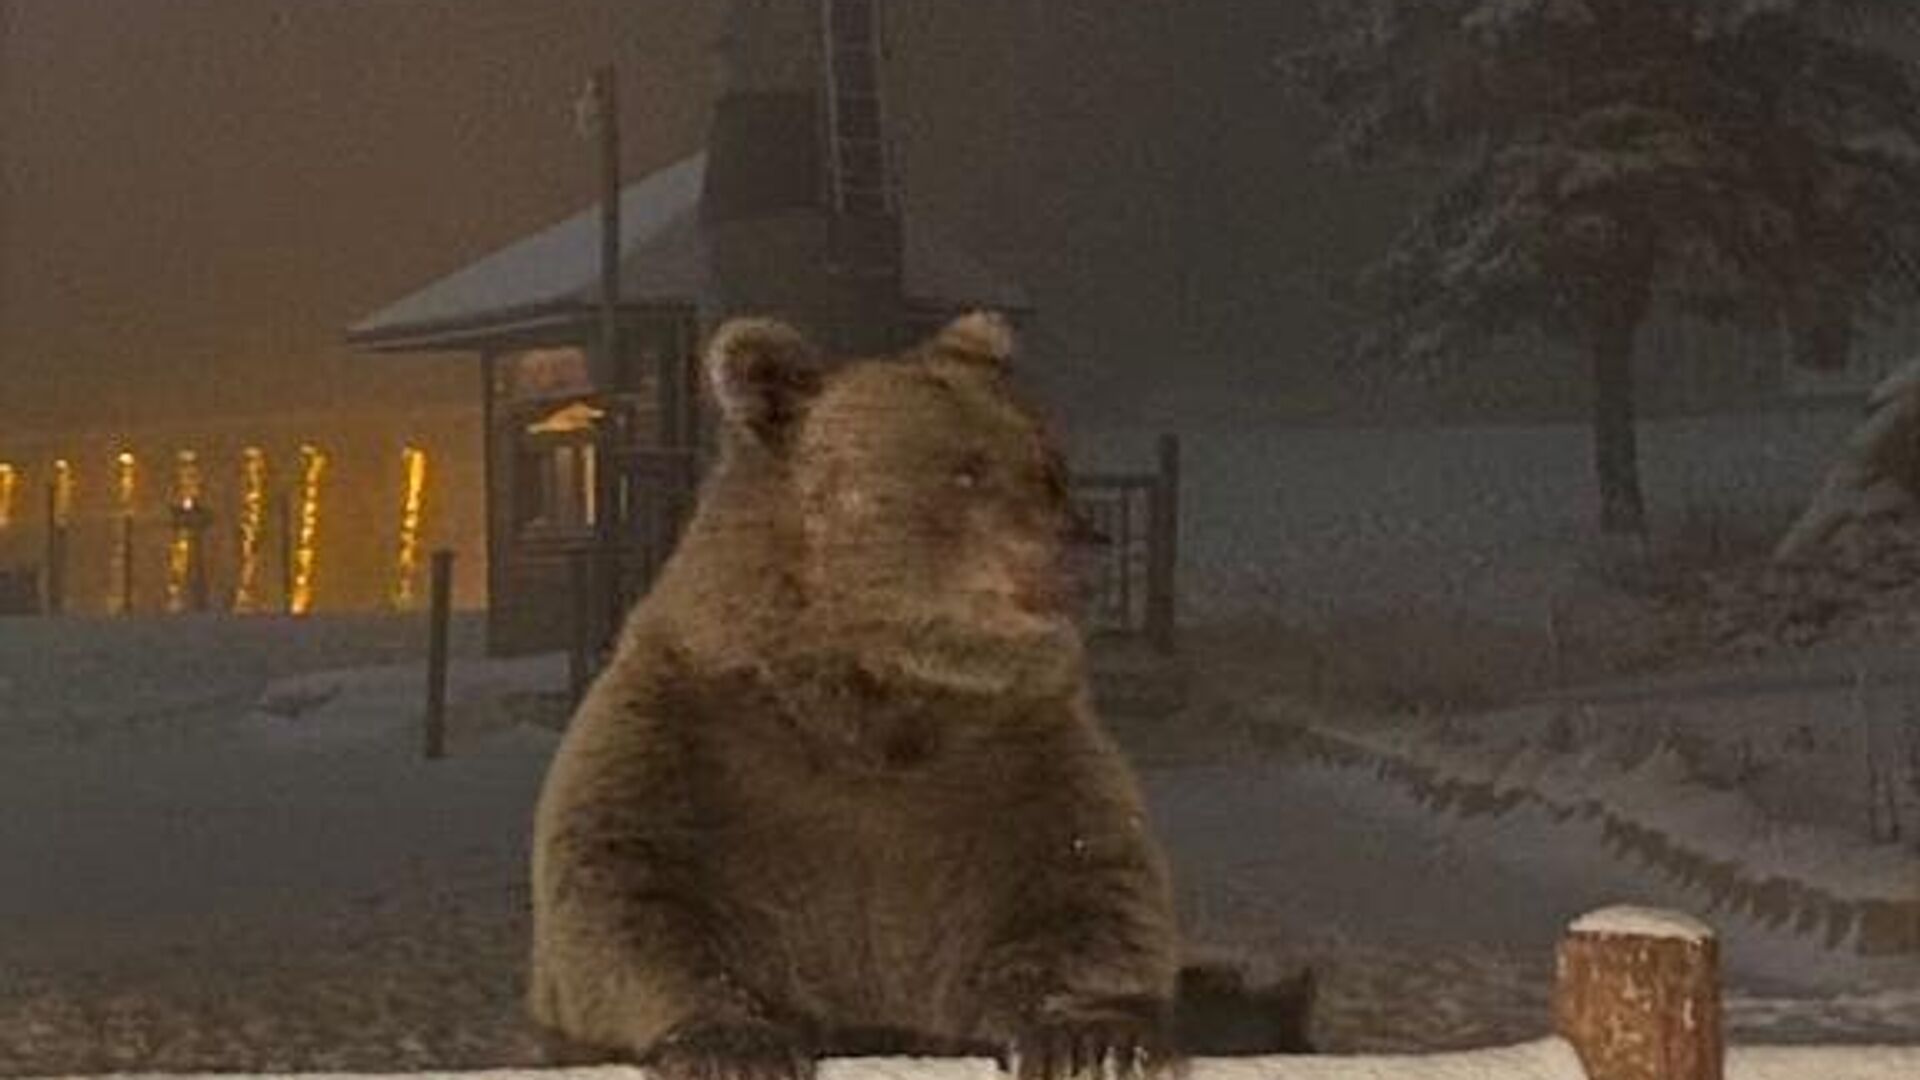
[528,312,1181,1080]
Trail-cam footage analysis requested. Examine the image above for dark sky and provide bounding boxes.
[2,0,1406,436]
[1,0,719,432]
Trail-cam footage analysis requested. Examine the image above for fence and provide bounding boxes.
[1068,433,1181,652]
[44,905,1920,1080]
[569,434,1184,689]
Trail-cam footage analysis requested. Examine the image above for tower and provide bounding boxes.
[702,0,904,352]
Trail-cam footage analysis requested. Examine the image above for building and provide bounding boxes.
[348,0,1031,655]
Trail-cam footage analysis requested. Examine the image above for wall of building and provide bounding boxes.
[0,406,487,615]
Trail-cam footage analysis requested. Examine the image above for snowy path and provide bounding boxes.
[4,702,1913,1045]
[0,735,546,969]
[1157,736,1920,1045]
[1527,639,1920,710]
[1151,756,1917,1008]
[2,614,1915,1066]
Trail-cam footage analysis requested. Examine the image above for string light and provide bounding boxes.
[291,444,328,615]
[232,448,268,613]
[165,450,202,613]
[108,451,137,614]
[0,463,17,530]
[391,446,429,610]
[51,459,74,527]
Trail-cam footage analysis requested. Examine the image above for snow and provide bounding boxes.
[348,153,712,340]
[1728,1044,1920,1080]
[35,1042,1920,1079]
[348,154,1029,348]
[6,409,1920,1069]
[1064,409,1858,628]
[11,1040,1594,1080]
[1568,905,1714,942]
[245,651,567,753]
[1294,714,1920,969]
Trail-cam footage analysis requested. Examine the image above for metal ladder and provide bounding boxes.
[820,0,901,278]
[821,0,895,217]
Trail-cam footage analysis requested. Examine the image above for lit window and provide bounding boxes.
[516,402,604,534]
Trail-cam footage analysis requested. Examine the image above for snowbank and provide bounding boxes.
[1569,905,1713,942]
[246,652,568,753]
[32,1041,1920,1080]
[1295,717,1920,956]
[1067,409,1855,626]
[19,1042,1586,1080]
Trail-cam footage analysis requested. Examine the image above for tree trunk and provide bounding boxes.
[1589,309,1647,536]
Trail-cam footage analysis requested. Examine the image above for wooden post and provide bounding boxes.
[277,492,294,614]
[43,479,65,617]
[592,65,621,394]
[480,353,502,657]
[181,505,211,614]
[568,546,593,706]
[1546,594,1565,690]
[423,549,454,761]
[119,514,135,615]
[1146,433,1180,654]
[1553,905,1723,1080]
[586,64,627,663]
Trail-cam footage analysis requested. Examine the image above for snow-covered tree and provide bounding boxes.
[1294,0,1920,535]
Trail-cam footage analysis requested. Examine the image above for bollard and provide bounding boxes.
[1553,905,1722,1080]
[277,492,295,613]
[1146,432,1181,654]
[568,546,593,706]
[423,549,454,760]
[119,514,135,615]
[43,479,66,617]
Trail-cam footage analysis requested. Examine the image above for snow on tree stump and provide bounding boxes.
[1552,906,1722,1080]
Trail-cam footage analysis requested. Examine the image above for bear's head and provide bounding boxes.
[698,312,1085,698]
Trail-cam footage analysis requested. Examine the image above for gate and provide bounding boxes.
[570,433,1181,693]
[606,445,701,618]
[1067,433,1180,652]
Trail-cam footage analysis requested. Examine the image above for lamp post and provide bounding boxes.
[579,65,625,658]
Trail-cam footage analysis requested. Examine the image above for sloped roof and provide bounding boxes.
[348,152,1028,352]
[348,154,710,351]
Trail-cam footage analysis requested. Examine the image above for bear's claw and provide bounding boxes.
[647,1021,816,1080]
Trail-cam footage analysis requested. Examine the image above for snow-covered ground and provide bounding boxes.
[1068,408,1857,625]
[1,614,1915,1072]
[3,409,1917,1071]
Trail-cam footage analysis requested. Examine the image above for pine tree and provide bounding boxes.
[1295,0,1920,535]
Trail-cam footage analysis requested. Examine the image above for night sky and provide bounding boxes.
[1,0,1418,439]
[1,0,718,433]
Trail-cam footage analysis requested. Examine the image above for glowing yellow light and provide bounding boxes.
[51,460,74,527]
[0,463,17,529]
[291,444,328,616]
[164,450,203,614]
[172,449,202,509]
[115,451,137,507]
[390,446,429,610]
[108,451,138,615]
[232,448,269,614]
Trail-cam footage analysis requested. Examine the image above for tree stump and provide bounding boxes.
[1552,905,1722,1080]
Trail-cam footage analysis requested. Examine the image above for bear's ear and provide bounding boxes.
[704,317,825,449]
[927,311,1015,373]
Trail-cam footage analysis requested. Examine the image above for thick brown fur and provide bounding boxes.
[529,313,1181,1080]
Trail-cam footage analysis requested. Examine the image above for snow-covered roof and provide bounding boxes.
[347,153,711,351]
[348,151,1028,352]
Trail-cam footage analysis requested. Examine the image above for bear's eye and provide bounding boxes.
[950,453,989,491]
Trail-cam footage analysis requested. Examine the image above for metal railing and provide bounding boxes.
[569,435,1182,694]
[1069,434,1181,652]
